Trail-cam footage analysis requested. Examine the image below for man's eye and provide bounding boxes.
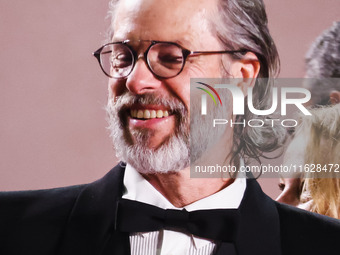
[156,54,183,70]
[158,54,183,64]
[111,53,132,68]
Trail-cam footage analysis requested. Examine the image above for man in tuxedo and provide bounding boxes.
[1,0,340,254]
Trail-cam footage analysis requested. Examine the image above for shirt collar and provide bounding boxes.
[122,163,246,250]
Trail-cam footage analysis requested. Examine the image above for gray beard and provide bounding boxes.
[106,93,189,174]
[106,92,230,174]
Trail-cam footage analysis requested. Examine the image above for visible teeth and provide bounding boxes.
[150,110,156,118]
[144,110,151,119]
[156,110,163,118]
[137,110,144,118]
[130,109,136,118]
[130,109,170,119]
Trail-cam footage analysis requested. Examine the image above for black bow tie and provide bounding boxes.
[115,199,240,243]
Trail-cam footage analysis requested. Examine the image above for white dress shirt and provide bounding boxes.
[122,164,246,255]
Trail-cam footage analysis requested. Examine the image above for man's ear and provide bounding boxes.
[329,90,340,104]
[230,52,260,96]
[240,52,261,80]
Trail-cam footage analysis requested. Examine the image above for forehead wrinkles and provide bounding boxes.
[112,0,217,42]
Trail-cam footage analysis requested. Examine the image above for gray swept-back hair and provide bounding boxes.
[305,21,340,106]
[107,0,286,165]
[209,0,285,164]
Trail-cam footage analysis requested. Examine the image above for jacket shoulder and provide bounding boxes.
[0,164,126,255]
[276,201,340,255]
[0,184,85,219]
[0,184,85,254]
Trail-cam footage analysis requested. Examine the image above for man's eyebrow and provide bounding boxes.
[174,38,194,48]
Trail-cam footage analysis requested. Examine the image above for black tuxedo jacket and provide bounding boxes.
[1,163,339,255]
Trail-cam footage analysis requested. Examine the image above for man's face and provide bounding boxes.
[107,0,232,173]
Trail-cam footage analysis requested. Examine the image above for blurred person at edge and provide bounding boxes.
[1,1,340,255]
[278,105,340,219]
[277,21,340,209]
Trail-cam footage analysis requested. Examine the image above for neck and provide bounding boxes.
[142,167,235,208]
[143,127,236,207]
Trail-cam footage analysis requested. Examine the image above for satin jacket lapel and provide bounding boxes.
[235,178,281,255]
[57,163,130,255]
[209,178,282,255]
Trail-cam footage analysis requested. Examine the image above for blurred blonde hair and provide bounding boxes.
[300,104,340,218]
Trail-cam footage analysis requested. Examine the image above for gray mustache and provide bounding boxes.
[113,92,187,114]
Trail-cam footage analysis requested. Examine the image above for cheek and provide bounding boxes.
[164,75,191,110]
[108,79,127,99]
[163,61,222,115]
[175,83,191,109]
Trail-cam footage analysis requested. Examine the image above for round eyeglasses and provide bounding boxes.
[93,40,245,79]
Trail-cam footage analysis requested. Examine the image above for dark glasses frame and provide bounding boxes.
[93,40,246,79]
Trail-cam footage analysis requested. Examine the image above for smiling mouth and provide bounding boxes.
[130,109,172,120]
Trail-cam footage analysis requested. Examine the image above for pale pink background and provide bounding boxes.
[0,0,339,199]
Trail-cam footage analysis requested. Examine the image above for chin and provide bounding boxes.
[107,92,190,173]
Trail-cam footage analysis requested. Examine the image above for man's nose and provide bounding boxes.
[125,58,161,94]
